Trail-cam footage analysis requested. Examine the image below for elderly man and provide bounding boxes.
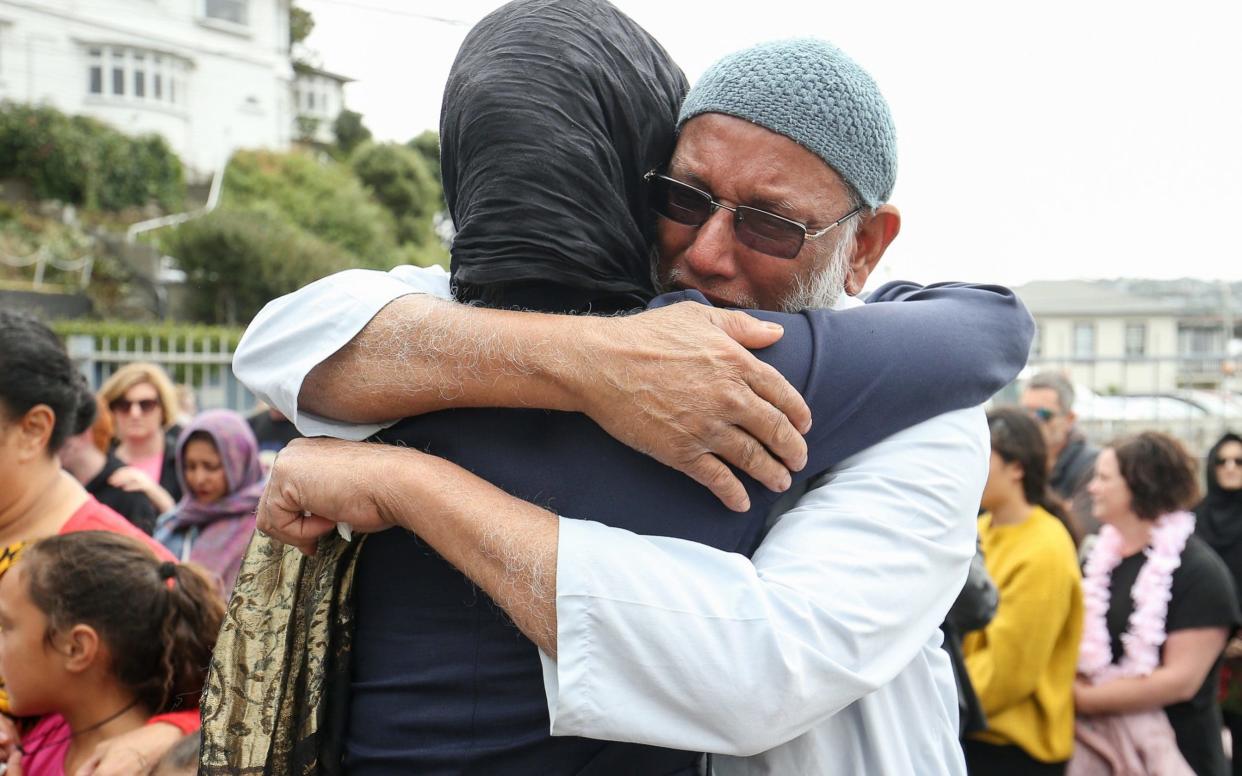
[230,21,1029,776]
[1021,370,1100,535]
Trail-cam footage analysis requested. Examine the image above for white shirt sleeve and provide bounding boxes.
[540,406,988,756]
[231,264,452,440]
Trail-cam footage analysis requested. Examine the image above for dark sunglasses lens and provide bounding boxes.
[735,208,804,259]
[140,399,159,413]
[110,400,129,413]
[1218,457,1242,467]
[650,177,712,226]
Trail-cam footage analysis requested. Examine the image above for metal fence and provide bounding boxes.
[65,332,257,414]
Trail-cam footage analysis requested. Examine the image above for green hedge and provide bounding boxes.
[50,319,244,348]
[350,141,442,247]
[0,103,185,211]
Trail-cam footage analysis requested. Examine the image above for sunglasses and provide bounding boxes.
[1217,457,1242,467]
[110,398,160,415]
[644,171,861,260]
[1026,407,1059,423]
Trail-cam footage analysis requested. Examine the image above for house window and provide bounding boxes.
[88,48,103,94]
[205,0,248,25]
[133,52,146,98]
[86,46,187,106]
[1073,322,1095,358]
[1125,323,1147,357]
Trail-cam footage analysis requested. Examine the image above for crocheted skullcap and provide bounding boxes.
[678,38,897,208]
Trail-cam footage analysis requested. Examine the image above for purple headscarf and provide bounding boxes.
[158,409,265,591]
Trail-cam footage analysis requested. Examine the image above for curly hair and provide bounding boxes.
[1110,431,1200,520]
[20,531,224,715]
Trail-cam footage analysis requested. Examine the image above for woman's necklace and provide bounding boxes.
[1078,510,1195,682]
[16,697,143,759]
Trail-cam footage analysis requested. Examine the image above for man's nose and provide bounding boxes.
[681,208,740,281]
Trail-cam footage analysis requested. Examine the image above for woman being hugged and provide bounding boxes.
[155,410,264,592]
[1073,432,1239,776]
[0,531,223,776]
[963,407,1083,775]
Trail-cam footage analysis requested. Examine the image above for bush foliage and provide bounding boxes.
[350,142,442,246]
[0,103,184,211]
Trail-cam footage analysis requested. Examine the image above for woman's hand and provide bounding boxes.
[73,721,182,776]
[107,466,175,513]
[1225,635,1242,661]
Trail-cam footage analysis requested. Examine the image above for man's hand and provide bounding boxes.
[257,438,407,556]
[573,302,811,512]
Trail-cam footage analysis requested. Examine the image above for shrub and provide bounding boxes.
[161,206,357,324]
[221,148,396,262]
[349,142,443,246]
[0,102,184,211]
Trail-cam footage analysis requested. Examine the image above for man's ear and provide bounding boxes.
[844,204,901,296]
[58,624,102,674]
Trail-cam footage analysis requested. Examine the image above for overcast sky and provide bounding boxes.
[299,0,1242,288]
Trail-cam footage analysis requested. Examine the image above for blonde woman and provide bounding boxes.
[98,362,181,512]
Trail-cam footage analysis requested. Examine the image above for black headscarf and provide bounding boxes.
[440,0,687,313]
[1196,431,1242,550]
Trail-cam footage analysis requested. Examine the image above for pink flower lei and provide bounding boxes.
[1078,510,1196,683]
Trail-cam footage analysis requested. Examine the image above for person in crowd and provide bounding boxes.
[962,407,1083,775]
[1194,431,1242,775]
[58,396,159,534]
[0,532,223,776]
[1021,371,1100,536]
[98,363,181,513]
[155,410,264,592]
[215,5,1030,775]
[1074,432,1239,776]
[0,310,197,773]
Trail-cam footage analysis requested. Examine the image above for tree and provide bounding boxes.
[333,110,371,156]
[350,142,442,246]
[290,5,314,48]
[407,130,441,186]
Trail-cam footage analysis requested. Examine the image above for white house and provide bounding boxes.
[1016,279,1241,395]
[292,62,350,145]
[0,0,296,178]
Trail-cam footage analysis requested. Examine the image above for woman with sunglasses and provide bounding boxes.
[1195,431,1242,775]
[98,362,181,513]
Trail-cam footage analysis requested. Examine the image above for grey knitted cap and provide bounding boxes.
[678,38,897,208]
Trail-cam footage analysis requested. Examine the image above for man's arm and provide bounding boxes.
[234,265,810,510]
[258,407,986,755]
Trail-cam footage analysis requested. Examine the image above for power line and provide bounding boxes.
[305,0,471,26]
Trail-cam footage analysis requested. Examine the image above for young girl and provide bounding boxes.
[155,410,265,592]
[0,531,223,776]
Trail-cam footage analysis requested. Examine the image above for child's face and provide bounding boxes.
[0,563,65,716]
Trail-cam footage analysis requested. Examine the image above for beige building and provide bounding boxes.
[1015,280,1239,395]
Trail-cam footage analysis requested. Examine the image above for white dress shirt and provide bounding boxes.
[234,265,985,775]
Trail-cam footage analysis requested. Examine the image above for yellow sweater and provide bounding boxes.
[963,507,1083,763]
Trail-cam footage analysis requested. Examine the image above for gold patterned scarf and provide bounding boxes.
[0,541,25,714]
[199,531,362,775]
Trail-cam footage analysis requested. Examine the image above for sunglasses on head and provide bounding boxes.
[644,170,861,261]
[110,398,160,415]
[1217,457,1242,467]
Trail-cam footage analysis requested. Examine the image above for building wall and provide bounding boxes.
[292,71,345,145]
[1030,314,1181,393]
[0,0,293,177]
